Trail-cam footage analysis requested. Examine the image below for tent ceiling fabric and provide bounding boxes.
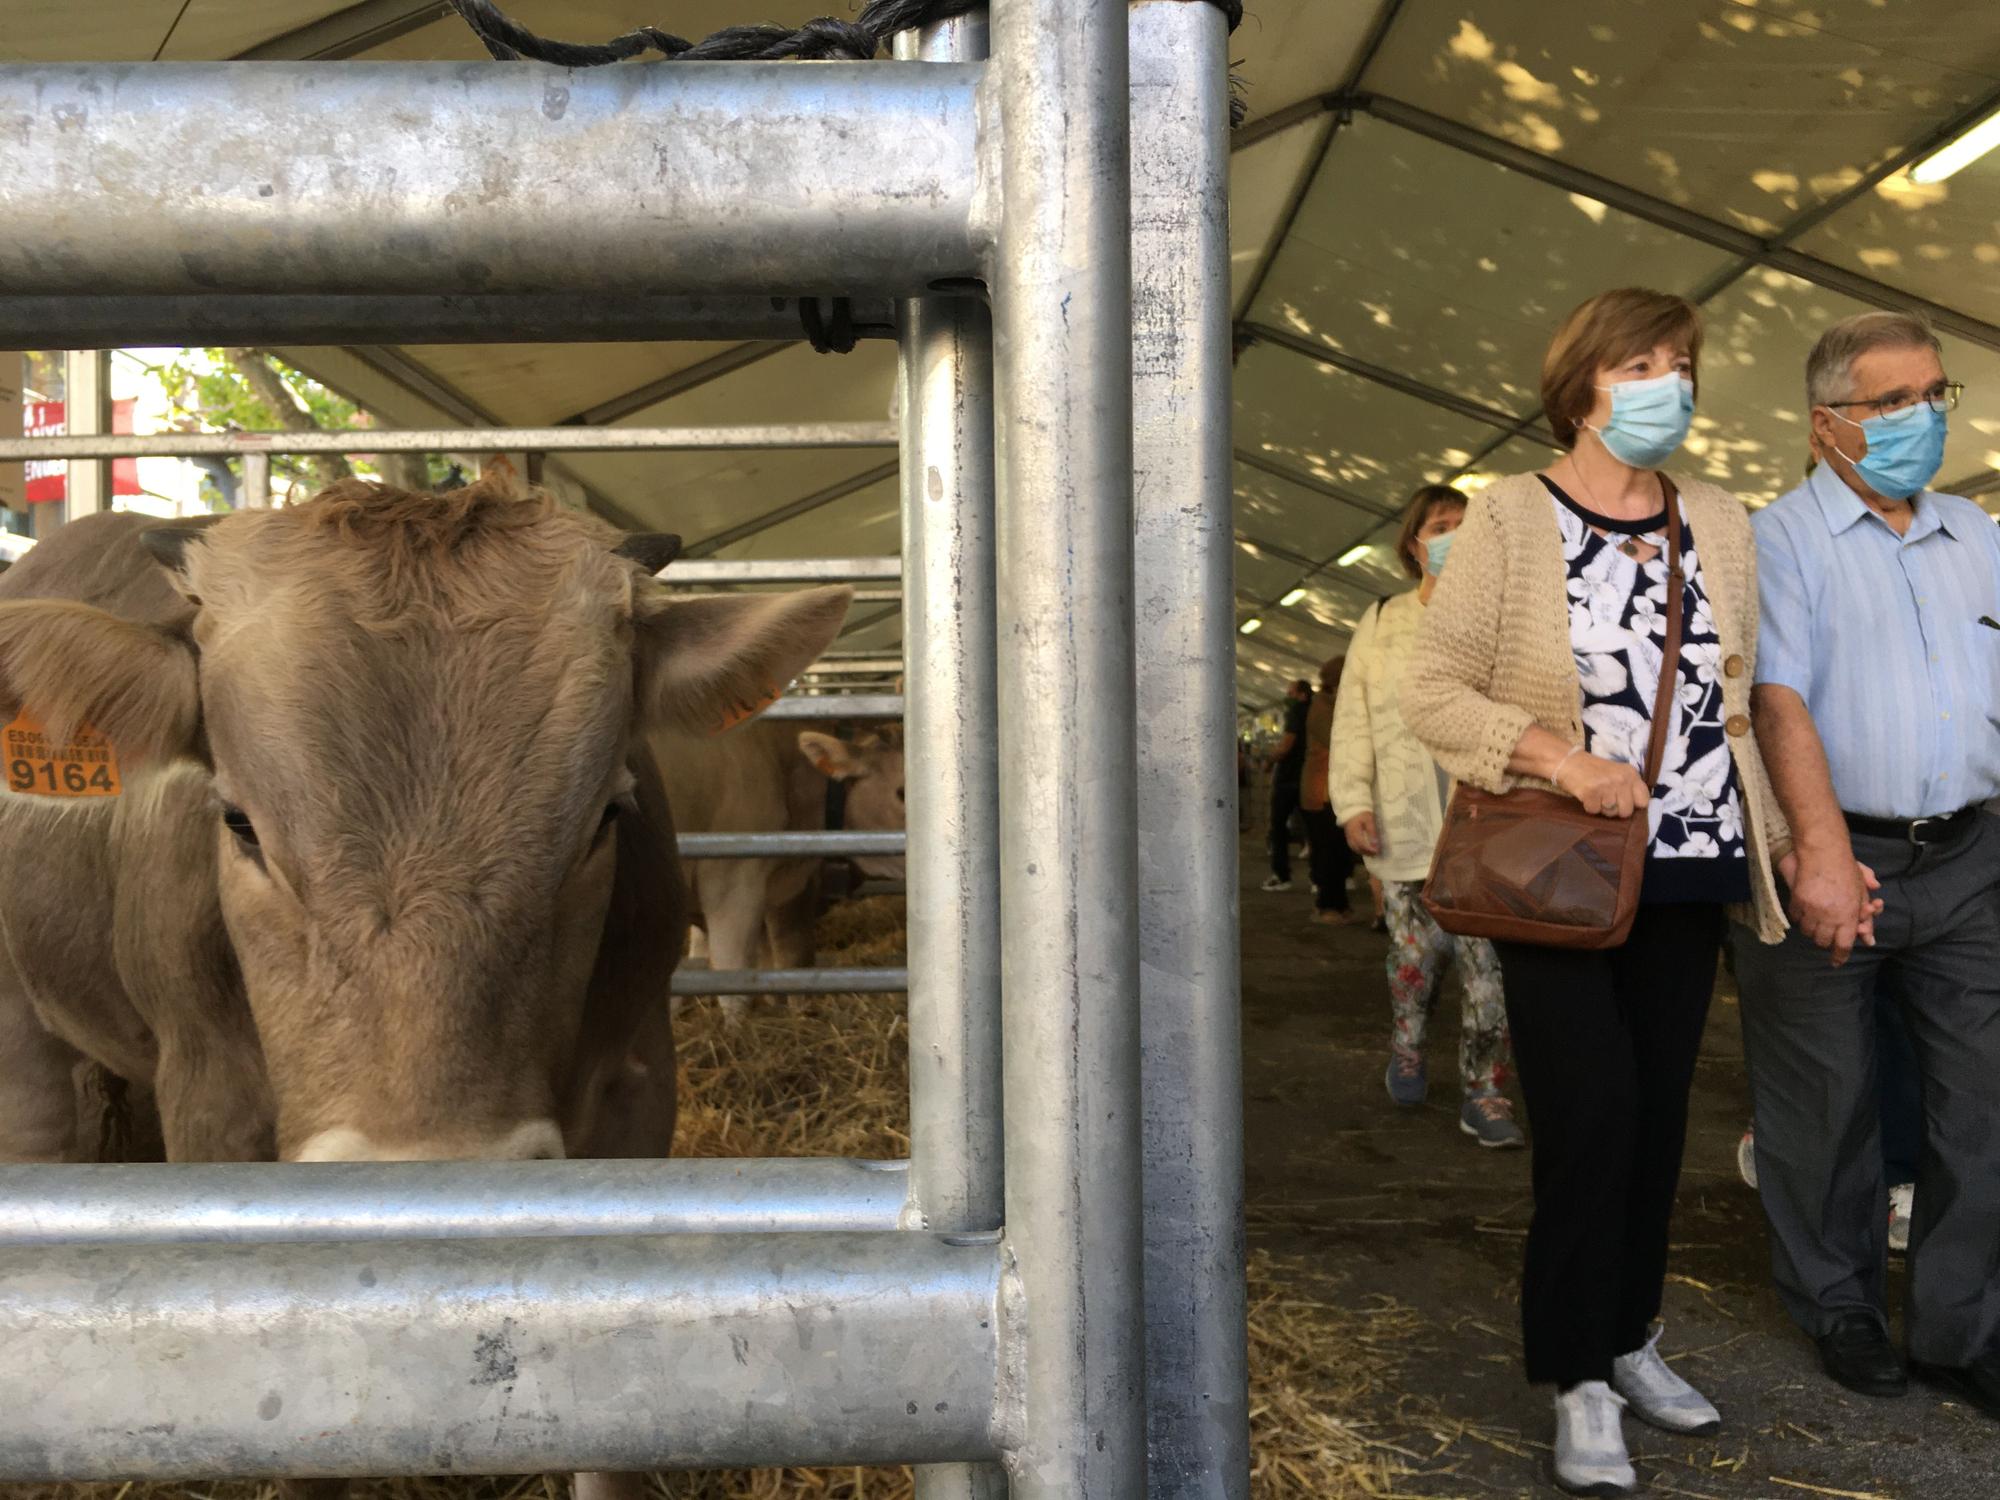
[8,0,2000,706]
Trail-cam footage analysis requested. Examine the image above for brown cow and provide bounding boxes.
[652,719,904,1021]
[0,478,850,1168]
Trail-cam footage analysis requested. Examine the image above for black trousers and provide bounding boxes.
[1301,805,1353,911]
[1495,903,1724,1386]
[1267,778,1302,882]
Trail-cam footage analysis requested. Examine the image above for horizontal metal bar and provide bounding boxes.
[0,423,899,462]
[0,294,901,348]
[672,968,910,995]
[0,1231,998,1478]
[679,831,907,860]
[804,656,906,676]
[762,693,904,720]
[0,63,984,297]
[0,1159,909,1247]
[663,556,903,585]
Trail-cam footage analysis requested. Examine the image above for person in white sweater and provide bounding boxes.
[1330,483,1519,1150]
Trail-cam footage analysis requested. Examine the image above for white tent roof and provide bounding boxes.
[10,1,2000,709]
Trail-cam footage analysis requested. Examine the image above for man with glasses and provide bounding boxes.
[1736,310,2000,1419]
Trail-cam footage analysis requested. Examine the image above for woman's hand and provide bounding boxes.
[1343,812,1381,856]
[1554,751,1652,819]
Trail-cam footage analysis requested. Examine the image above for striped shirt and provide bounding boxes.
[1752,464,2000,820]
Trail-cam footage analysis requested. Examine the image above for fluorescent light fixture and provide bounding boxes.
[1911,106,2000,184]
[1239,617,1263,635]
[1336,544,1371,567]
[1279,586,1307,606]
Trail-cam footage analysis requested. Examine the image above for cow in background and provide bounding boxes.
[652,718,904,1022]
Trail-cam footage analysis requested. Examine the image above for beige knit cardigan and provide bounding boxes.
[1400,470,1791,945]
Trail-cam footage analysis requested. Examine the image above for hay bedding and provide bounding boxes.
[9,897,1424,1500]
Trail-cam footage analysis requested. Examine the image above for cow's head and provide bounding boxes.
[797,729,905,879]
[0,481,848,1160]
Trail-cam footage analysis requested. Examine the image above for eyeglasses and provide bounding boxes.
[1824,381,1964,418]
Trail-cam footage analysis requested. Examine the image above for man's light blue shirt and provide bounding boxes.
[1752,463,2000,820]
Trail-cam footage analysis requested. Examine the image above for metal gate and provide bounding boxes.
[0,3,1244,1495]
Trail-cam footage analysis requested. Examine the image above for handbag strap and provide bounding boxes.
[1640,475,1686,789]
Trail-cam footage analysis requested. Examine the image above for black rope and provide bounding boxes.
[447,0,1237,68]
[798,297,859,355]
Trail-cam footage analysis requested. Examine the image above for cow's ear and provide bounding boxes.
[0,601,201,765]
[632,585,852,737]
[798,731,863,781]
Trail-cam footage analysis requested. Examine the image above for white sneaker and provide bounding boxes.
[1736,1125,1757,1190]
[1552,1382,1636,1497]
[1612,1325,1720,1435]
[1888,1182,1914,1255]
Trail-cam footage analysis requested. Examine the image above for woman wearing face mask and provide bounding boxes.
[1402,288,1802,1496]
[1330,484,1520,1148]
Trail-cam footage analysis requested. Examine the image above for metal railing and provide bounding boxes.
[0,8,1244,1497]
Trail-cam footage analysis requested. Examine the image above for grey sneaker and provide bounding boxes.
[1612,1324,1720,1435]
[1385,1043,1427,1107]
[1460,1091,1525,1149]
[1552,1381,1636,1497]
[1260,876,1293,892]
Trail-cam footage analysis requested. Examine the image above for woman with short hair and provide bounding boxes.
[1330,483,1518,1148]
[1402,288,1813,1496]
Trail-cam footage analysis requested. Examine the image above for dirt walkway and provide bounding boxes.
[1241,845,1999,1499]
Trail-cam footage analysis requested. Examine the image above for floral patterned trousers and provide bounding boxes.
[1382,878,1512,1097]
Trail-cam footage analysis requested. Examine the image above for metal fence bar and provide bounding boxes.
[0,64,983,297]
[61,350,110,521]
[661,557,902,585]
[0,1158,910,1246]
[1130,6,1251,1495]
[671,967,909,996]
[0,1232,1000,1478]
[761,693,903,720]
[679,831,906,860]
[0,293,902,349]
[899,11,1006,1500]
[0,423,898,462]
[991,0,1146,1494]
[804,657,906,676]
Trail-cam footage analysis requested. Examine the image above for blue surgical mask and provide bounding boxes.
[1424,533,1455,576]
[1825,401,1946,500]
[1584,371,1695,469]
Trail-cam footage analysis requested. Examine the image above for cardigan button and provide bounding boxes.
[1725,714,1750,738]
[1724,654,1745,678]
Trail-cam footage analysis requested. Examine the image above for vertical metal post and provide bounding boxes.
[238,450,271,510]
[61,348,110,521]
[898,11,1005,1499]
[1129,5,1248,1496]
[990,1,1144,1496]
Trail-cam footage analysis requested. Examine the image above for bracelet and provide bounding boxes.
[1551,745,1584,789]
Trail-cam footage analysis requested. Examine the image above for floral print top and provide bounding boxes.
[1543,477,1751,905]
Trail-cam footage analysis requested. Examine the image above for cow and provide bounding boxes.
[651,718,904,1021]
[0,477,849,1171]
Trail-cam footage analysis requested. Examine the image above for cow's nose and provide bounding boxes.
[290,1119,566,1161]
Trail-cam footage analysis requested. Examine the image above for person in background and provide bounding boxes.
[1404,288,1802,1497]
[1261,678,1312,892]
[1299,656,1357,924]
[1736,309,2000,1420]
[1331,484,1518,1147]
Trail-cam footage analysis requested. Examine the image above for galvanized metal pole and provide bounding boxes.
[238,450,271,510]
[0,65,983,296]
[1129,5,1249,1495]
[60,349,110,521]
[990,1,1145,1495]
[898,8,1005,1498]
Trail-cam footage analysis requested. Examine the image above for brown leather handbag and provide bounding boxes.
[1420,481,1685,951]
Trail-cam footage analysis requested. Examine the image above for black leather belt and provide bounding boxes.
[1842,805,1979,846]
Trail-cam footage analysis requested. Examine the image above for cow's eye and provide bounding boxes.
[222,806,260,848]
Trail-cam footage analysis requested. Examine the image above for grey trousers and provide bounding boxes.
[1735,812,2000,1366]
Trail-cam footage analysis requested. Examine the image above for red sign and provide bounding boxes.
[24,400,143,504]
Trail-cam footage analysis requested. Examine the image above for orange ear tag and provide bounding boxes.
[710,685,783,736]
[3,712,122,798]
